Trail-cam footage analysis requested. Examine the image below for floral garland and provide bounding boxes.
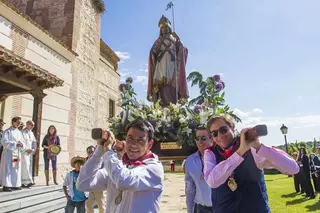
[108,75,240,147]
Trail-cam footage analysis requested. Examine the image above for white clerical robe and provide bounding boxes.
[77,146,164,213]
[0,127,24,187]
[21,129,36,185]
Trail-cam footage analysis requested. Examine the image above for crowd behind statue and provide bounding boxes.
[291,148,320,199]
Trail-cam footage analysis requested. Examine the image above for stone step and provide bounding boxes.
[9,197,66,213]
[3,189,65,213]
[49,208,65,213]
[0,185,62,203]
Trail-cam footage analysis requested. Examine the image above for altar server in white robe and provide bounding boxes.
[21,120,36,187]
[77,117,164,213]
[0,117,24,192]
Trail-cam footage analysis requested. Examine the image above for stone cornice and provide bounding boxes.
[100,39,119,71]
[0,0,77,61]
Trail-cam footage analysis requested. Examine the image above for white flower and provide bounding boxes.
[179,117,187,124]
[187,128,192,136]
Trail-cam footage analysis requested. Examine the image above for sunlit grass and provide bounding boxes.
[266,174,320,213]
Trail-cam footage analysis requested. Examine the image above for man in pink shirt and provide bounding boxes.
[204,115,299,213]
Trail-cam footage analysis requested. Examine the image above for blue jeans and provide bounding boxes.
[65,200,85,213]
[43,152,57,170]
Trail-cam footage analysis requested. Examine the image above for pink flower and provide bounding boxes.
[214,82,224,92]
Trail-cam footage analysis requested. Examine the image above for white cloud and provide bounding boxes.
[233,108,320,146]
[135,76,148,85]
[115,51,130,60]
[234,108,320,128]
[139,68,148,73]
[233,108,249,118]
[119,71,131,77]
[118,68,131,78]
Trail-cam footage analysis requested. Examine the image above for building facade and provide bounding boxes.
[0,0,120,183]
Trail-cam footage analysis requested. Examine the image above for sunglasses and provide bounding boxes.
[195,136,210,141]
[210,126,229,138]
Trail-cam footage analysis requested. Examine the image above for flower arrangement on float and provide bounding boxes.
[108,72,241,147]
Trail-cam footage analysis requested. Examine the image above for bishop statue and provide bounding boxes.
[147,15,189,106]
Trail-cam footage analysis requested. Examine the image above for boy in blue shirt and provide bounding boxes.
[63,156,88,213]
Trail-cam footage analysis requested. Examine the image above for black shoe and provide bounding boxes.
[11,187,21,190]
[309,195,316,199]
[3,186,12,192]
[21,184,31,188]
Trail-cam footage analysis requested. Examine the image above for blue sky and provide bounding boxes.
[101,0,320,146]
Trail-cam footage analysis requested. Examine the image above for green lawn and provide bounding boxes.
[266,174,320,213]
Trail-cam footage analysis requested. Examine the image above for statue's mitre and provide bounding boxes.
[158,15,171,28]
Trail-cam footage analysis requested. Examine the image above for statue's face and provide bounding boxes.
[161,25,171,35]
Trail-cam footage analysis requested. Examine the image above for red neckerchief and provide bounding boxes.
[221,147,233,159]
[207,136,240,159]
[122,151,155,167]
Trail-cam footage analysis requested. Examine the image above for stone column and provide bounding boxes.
[30,90,46,177]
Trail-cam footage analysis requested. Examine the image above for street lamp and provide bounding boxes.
[280,124,291,177]
[280,124,289,154]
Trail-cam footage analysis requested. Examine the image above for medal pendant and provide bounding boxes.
[115,191,123,205]
[227,177,237,192]
[200,173,204,180]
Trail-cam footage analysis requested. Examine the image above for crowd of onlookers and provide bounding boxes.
[292,147,320,199]
[0,117,36,191]
[0,117,105,212]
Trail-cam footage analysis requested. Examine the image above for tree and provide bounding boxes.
[312,138,318,153]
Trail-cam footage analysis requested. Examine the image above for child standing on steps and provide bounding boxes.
[63,156,88,213]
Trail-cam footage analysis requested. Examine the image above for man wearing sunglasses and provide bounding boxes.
[185,126,213,213]
[204,115,299,213]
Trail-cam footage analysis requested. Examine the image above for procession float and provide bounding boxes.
[108,8,240,159]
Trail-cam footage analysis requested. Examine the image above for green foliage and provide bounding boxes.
[312,138,317,153]
[187,71,241,123]
[299,141,307,148]
[92,0,106,13]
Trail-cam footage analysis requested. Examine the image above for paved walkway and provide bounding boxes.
[160,173,187,213]
[93,173,187,212]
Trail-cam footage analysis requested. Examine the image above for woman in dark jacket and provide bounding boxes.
[42,125,60,186]
[309,153,320,192]
[297,148,315,198]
